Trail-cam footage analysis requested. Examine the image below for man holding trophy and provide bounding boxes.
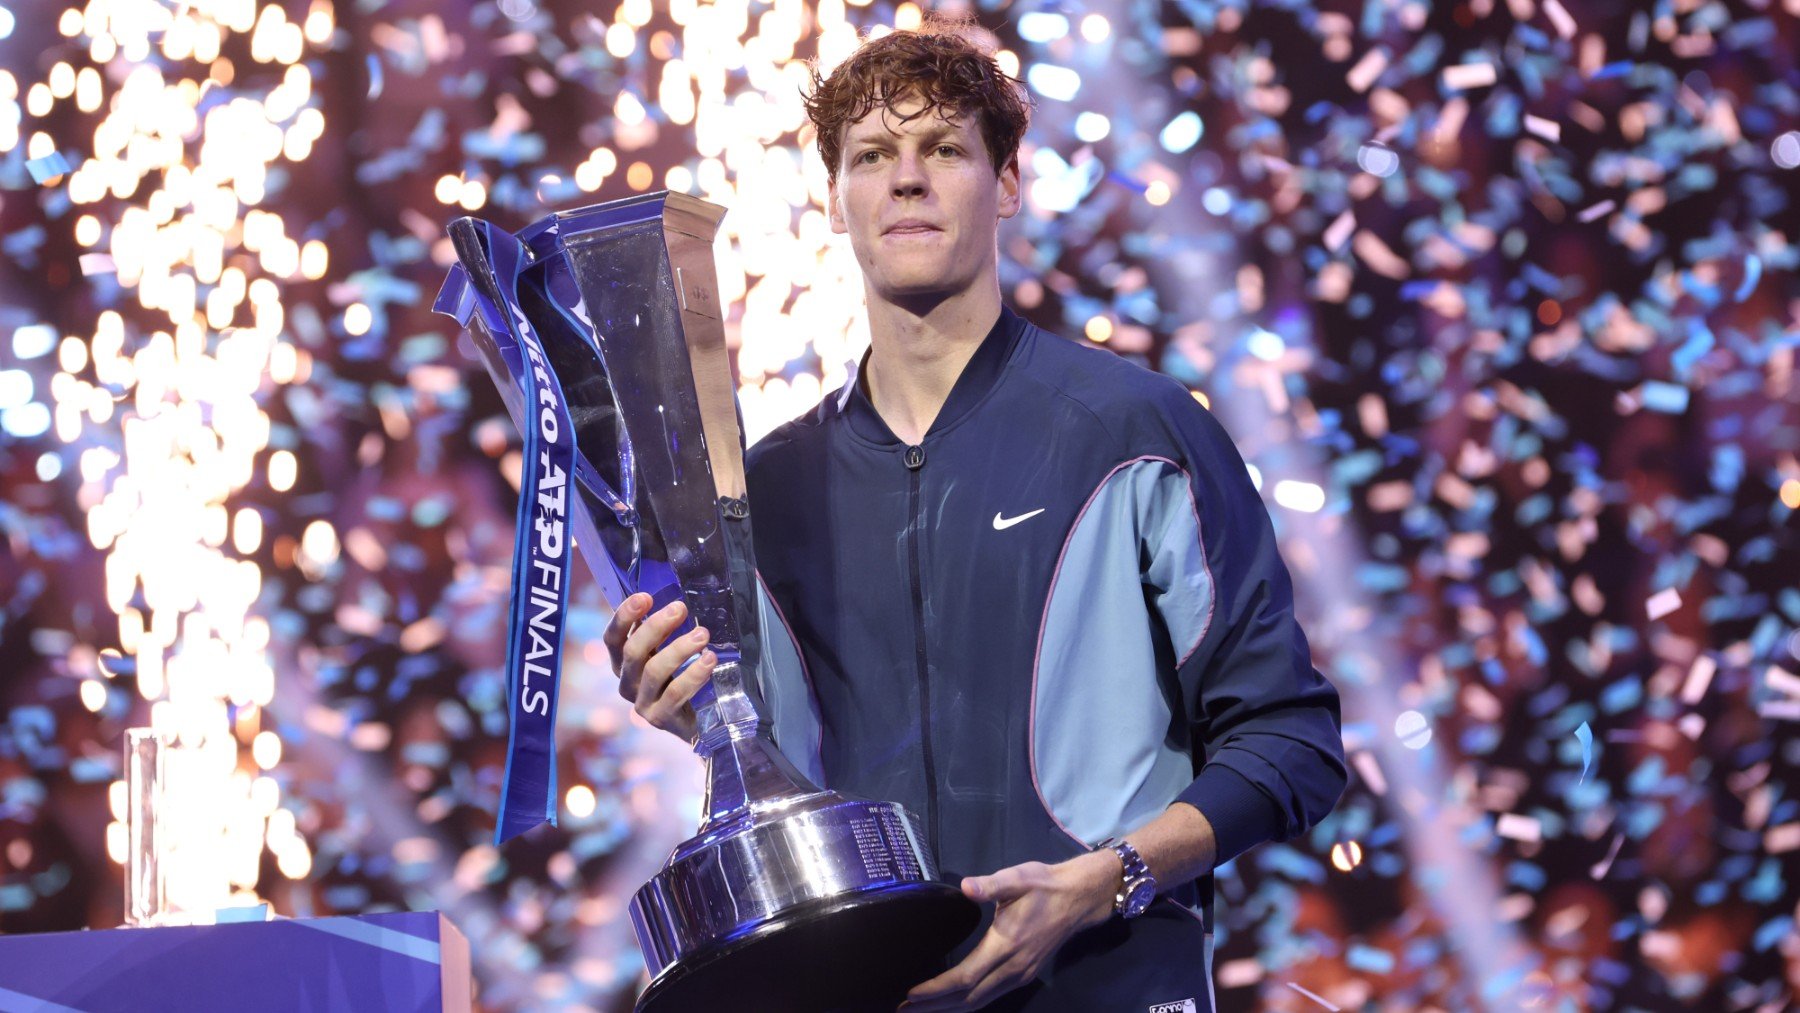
[601,16,1349,1013]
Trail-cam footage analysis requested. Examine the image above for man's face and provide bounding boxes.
[827,93,1022,308]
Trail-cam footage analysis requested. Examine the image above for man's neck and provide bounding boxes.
[862,284,1002,445]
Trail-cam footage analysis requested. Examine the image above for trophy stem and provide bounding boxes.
[688,661,826,845]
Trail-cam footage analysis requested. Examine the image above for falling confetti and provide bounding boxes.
[1575,720,1593,783]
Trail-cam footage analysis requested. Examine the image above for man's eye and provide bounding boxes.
[936,145,959,156]
[857,150,880,163]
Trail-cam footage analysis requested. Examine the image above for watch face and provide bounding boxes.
[1123,879,1155,917]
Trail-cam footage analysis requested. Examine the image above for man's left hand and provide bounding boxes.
[899,850,1119,1011]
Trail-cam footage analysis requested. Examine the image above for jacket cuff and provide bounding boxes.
[1176,763,1285,869]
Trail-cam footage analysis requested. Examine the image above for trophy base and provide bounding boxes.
[630,796,980,1012]
[635,880,978,1013]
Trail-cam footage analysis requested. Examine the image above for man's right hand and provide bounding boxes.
[603,592,717,742]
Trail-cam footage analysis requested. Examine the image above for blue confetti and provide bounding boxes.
[1641,381,1690,414]
[24,151,71,184]
[1576,719,1591,784]
[1346,942,1396,973]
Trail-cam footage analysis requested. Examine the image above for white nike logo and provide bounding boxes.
[992,508,1046,530]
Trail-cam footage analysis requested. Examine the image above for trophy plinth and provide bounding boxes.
[633,791,977,1012]
[437,192,977,1012]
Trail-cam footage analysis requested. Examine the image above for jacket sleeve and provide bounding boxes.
[1146,393,1347,868]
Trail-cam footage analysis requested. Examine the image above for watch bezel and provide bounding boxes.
[1120,876,1156,917]
[1100,837,1157,919]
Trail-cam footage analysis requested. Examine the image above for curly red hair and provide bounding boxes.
[802,13,1033,185]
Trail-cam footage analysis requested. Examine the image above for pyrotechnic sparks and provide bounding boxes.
[16,0,331,921]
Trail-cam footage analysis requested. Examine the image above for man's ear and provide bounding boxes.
[997,155,1023,220]
[827,177,847,234]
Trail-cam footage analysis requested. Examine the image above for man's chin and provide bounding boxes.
[870,276,963,304]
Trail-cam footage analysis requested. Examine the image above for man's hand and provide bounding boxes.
[899,850,1119,1011]
[602,592,717,741]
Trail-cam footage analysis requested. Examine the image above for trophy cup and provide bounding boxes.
[435,192,978,1011]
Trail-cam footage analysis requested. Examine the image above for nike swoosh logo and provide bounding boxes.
[992,508,1046,530]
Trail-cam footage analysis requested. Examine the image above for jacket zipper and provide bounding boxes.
[902,443,940,863]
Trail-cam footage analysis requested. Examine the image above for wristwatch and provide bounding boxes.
[1097,837,1156,919]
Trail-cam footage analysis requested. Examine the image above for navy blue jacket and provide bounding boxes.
[745,305,1346,1010]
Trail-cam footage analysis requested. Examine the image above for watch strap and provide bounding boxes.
[1097,837,1155,917]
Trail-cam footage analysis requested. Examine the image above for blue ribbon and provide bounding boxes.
[462,221,576,844]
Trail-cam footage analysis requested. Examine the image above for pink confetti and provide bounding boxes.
[1765,824,1800,854]
[1284,982,1342,1011]
[1679,654,1716,704]
[1216,957,1263,988]
[1352,230,1409,279]
[1441,62,1498,91]
[1352,750,1388,796]
[1590,834,1624,879]
[1346,49,1388,93]
[1764,664,1800,698]
[1323,209,1356,251]
[1495,813,1543,843]
[1758,699,1800,721]
[1524,114,1562,142]
[1645,587,1681,620]
[1543,0,1577,39]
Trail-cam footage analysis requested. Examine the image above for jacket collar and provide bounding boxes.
[836,304,1029,446]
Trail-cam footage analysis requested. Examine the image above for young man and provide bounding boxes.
[605,19,1347,1012]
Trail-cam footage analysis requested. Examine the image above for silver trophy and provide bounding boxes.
[436,192,977,1011]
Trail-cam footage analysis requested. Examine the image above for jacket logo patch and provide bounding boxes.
[1148,1001,1196,1013]
[992,508,1046,530]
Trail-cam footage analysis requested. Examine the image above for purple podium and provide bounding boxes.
[0,911,471,1012]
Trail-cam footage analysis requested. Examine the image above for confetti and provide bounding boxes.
[1766,665,1800,699]
[1215,958,1263,988]
[1495,813,1544,843]
[1645,588,1682,621]
[1351,750,1388,795]
[1543,0,1578,40]
[1346,49,1388,93]
[1284,981,1342,1011]
[1753,700,1800,721]
[1574,721,1593,783]
[1523,115,1562,143]
[1767,825,1800,855]
[1577,199,1615,222]
[1352,230,1410,279]
[1590,835,1624,880]
[1680,655,1717,704]
[1639,381,1690,414]
[1323,209,1356,250]
[1441,62,1498,91]
[25,152,71,184]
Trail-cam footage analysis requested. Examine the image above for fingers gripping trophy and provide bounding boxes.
[435,192,978,1011]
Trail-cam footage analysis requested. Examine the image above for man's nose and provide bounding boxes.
[890,151,928,198]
